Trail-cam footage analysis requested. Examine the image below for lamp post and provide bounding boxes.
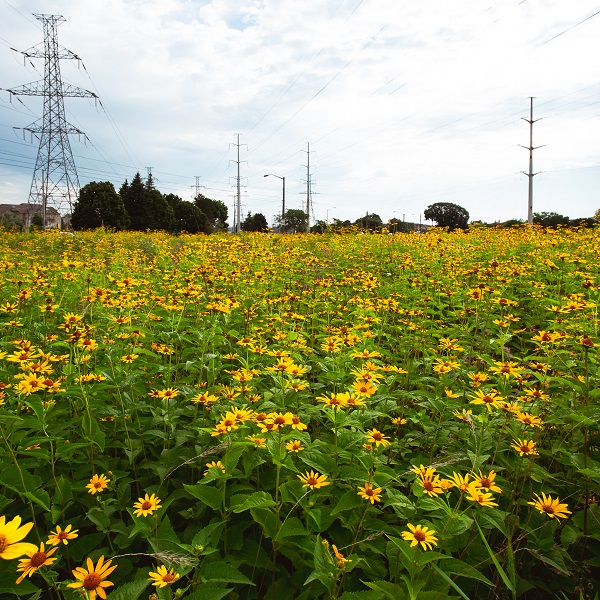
[264,174,285,233]
[326,206,336,225]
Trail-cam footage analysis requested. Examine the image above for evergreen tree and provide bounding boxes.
[120,172,147,230]
[72,181,130,230]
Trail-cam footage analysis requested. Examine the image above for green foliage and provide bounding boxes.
[424,202,469,230]
[0,227,598,599]
[533,211,570,228]
[354,213,383,230]
[241,212,269,232]
[71,181,130,230]
[275,208,308,233]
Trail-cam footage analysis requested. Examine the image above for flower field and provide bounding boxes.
[0,226,598,600]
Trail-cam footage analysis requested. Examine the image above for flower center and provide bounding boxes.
[542,504,554,514]
[307,477,318,486]
[520,445,530,453]
[0,534,8,554]
[141,501,153,510]
[163,573,175,583]
[30,551,47,567]
[58,531,69,540]
[83,573,101,590]
[413,530,426,542]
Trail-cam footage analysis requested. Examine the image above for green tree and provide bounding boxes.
[0,212,24,231]
[354,213,383,230]
[274,209,308,234]
[194,194,229,232]
[533,211,569,228]
[165,194,208,233]
[594,208,600,222]
[71,181,130,230]
[241,212,269,232]
[120,173,146,230]
[424,202,469,230]
[120,172,176,231]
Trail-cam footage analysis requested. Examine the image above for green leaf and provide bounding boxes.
[298,449,336,474]
[330,489,364,516]
[339,592,386,599]
[475,520,515,598]
[231,491,276,513]
[276,517,308,540]
[363,580,406,600]
[105,578,150,600]
[183,587,233,600]
[431,563,470,600]
[184,484,222,511]
[441,558,494,586]
[479,508,508,537]
[202,561,255,585]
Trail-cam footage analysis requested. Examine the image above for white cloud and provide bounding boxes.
[1,0,599,224]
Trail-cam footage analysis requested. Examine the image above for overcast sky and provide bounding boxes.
[1,0,599,226]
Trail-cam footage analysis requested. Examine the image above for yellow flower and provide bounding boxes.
[15,542,58,584]
[47,524,79,546]
[285,440,305,453]
[417,472,443,497]
[68,555,117,600]
[514,411,544,428]
[120,353,139,363]
[465,483,498,507]
[365,429,391,447]
[528,492,572,519]
[357,482,383,504]
[511,438,539,457]
[298,470,330,490]
[448,472,474,493]
[247,435,267,447]
[86,474,110,495]
[204,461,226,476]
[471,470,502,494]
[351,380,378,397]
[0,516,37,560]
[469,389,504,412]
[132,493,162,517]
[331,544,351,567]
[401,524,438,550]
[148,564,180,588]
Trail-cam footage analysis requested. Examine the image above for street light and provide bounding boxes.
[326,206,337,225]
[264,174,285,233]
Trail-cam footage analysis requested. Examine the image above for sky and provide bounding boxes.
[0,0,599,227]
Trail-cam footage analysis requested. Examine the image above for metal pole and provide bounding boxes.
[282,176,285,232]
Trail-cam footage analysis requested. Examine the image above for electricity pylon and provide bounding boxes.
[6,14,97,226]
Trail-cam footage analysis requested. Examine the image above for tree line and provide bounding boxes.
[70,173,228,233]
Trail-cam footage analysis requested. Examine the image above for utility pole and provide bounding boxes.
[302,142,314,232]
[520,97,543,225]
[230,134,247,233]
[5,14,98,228]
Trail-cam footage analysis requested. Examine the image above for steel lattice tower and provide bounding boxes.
[6,14,97,225]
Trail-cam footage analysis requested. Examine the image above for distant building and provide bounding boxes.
[0,203,62,229]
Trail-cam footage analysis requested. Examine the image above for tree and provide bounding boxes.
[194,195,229,232]
[165,194,208,233]
[354,213,383,231]
[424,202,469,230]
[594,208,600,222]
[71,181,130,230]
[241,212,269,232]
[533,211,569,228]
[120,172,146,230]
[121,172,176,231]
[274,209,308,234]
